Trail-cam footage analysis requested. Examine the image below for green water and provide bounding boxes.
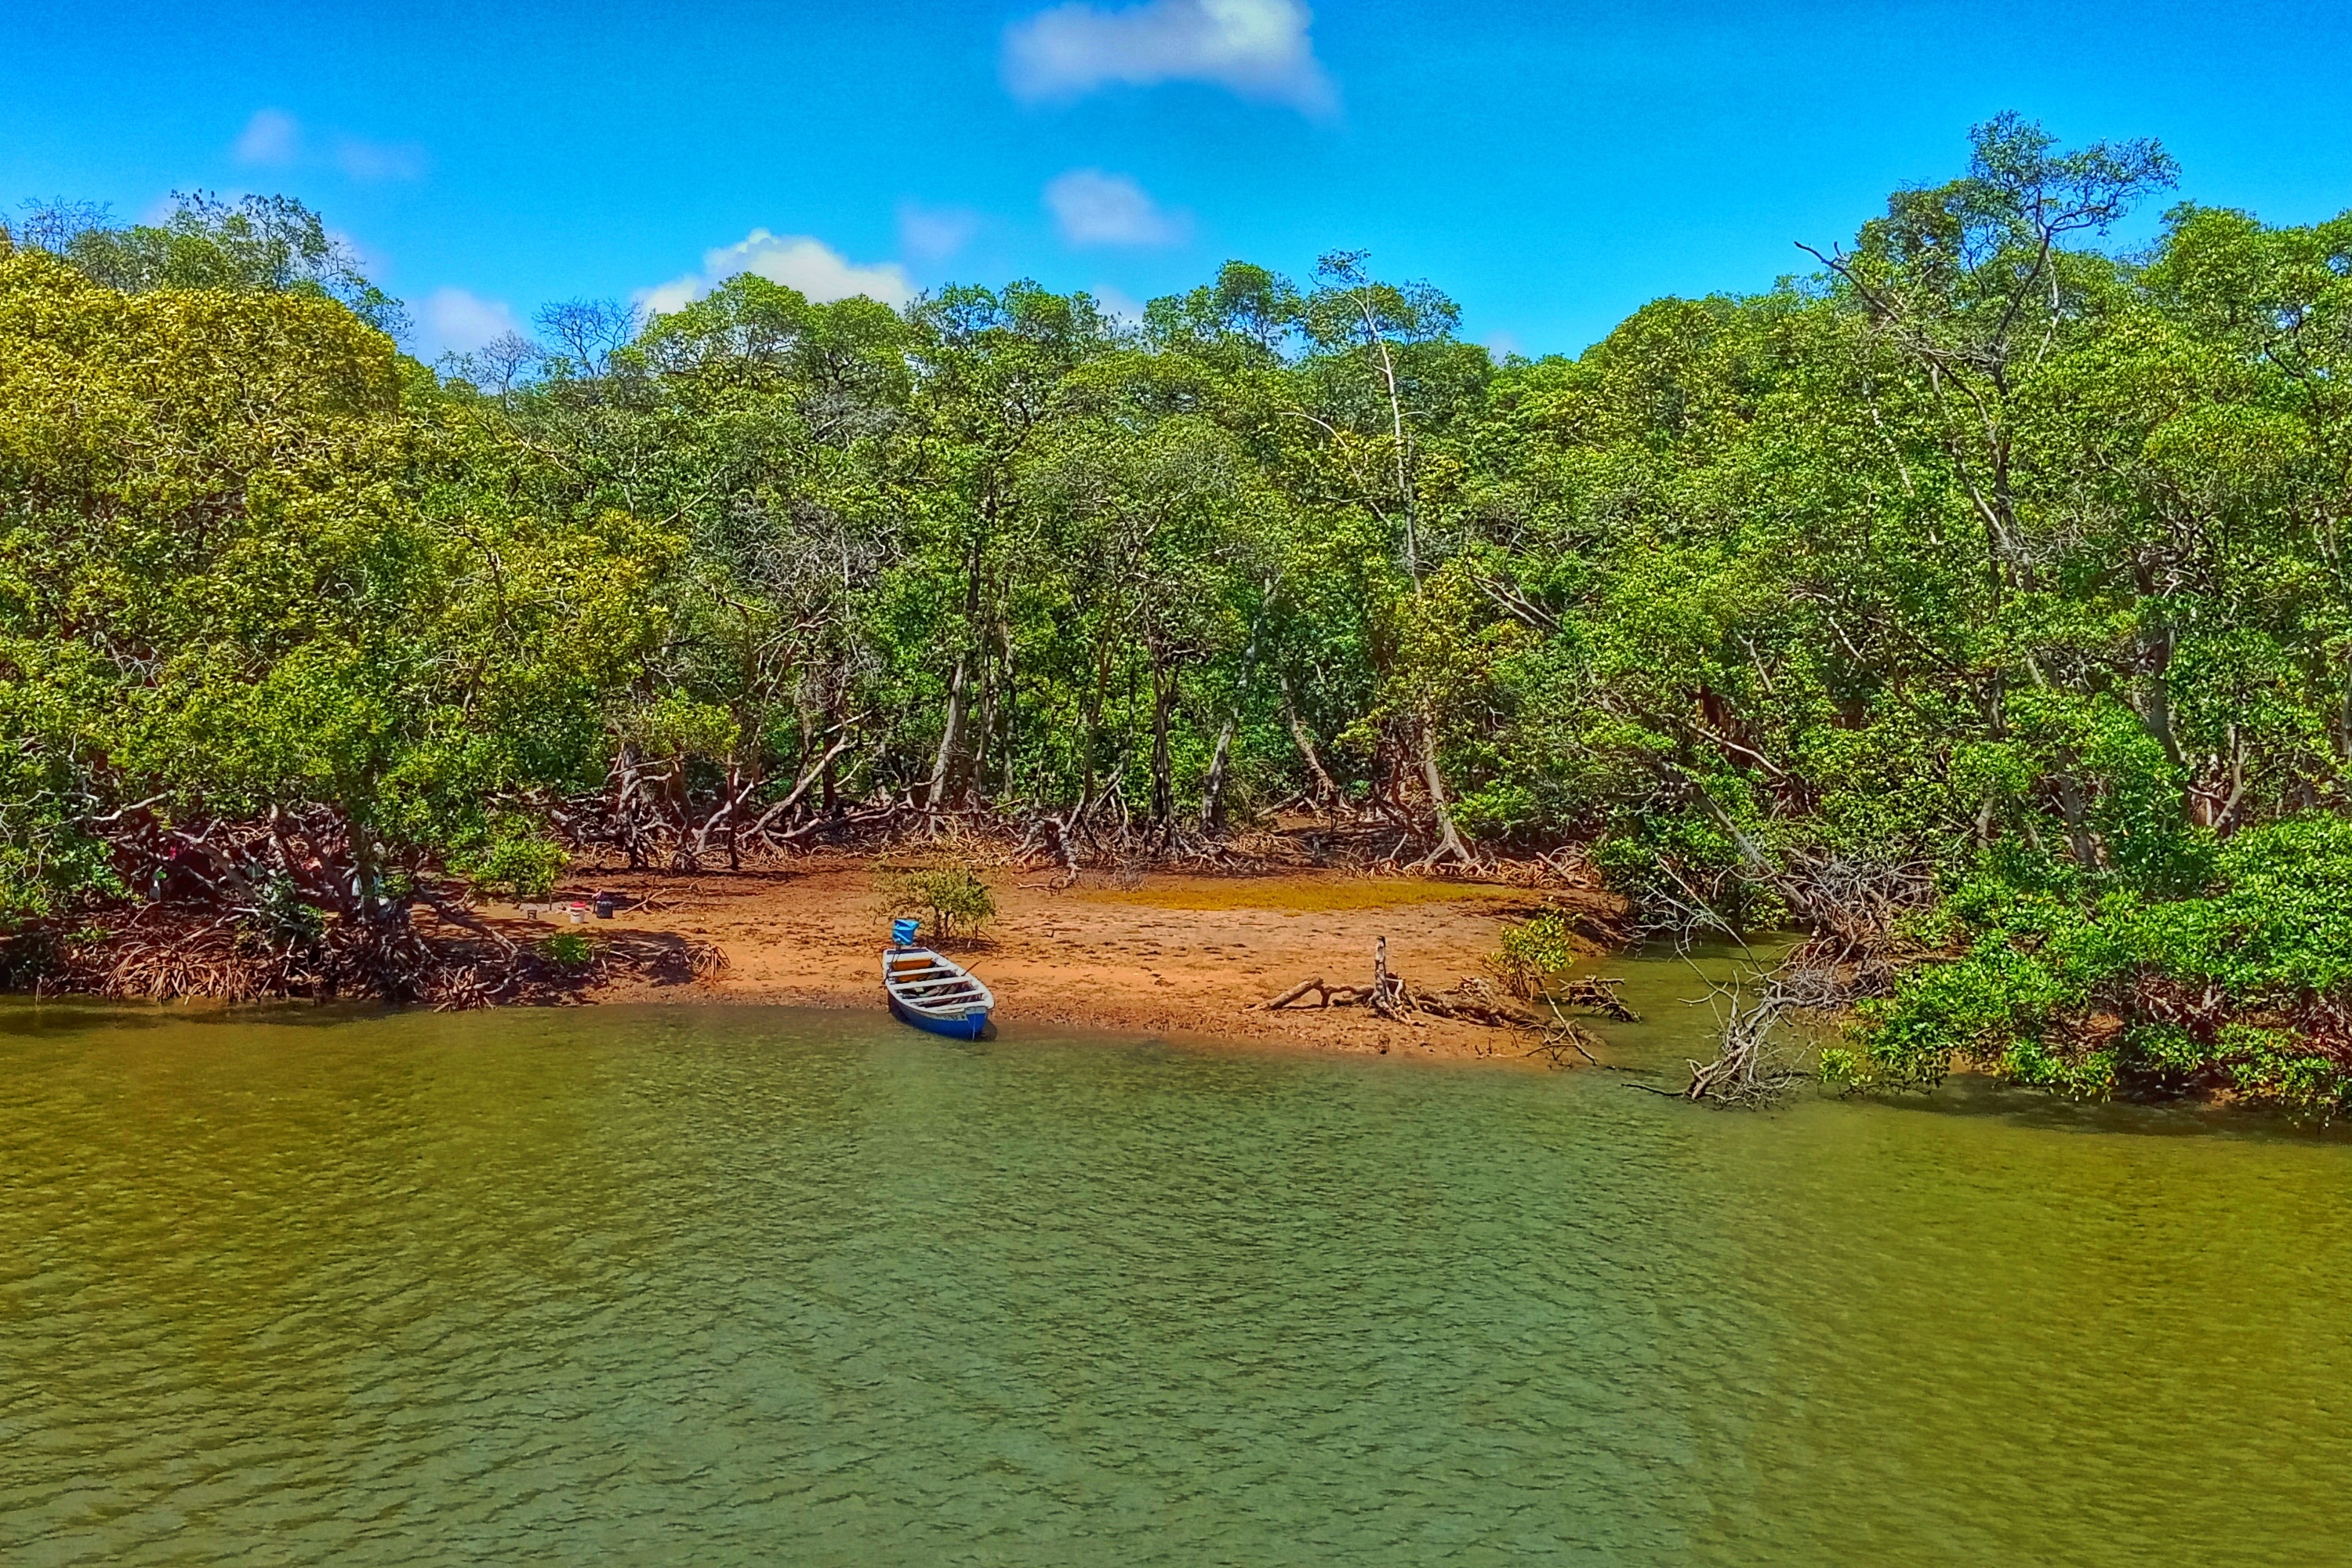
[3,979,2349,1566]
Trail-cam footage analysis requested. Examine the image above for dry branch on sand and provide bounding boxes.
[1259,938,1475,1022]
[1257,936,1625,1067]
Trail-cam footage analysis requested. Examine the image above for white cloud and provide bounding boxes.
[637,229,916,317]
[419,287,521,356]
[230,109,425,183]
[233,109,302,167]
[1045,169,1189,248]
[1003,0,1335,114]
[1090,285,1146,326]
[897,200,980,264]
[328,227,388,273]
[638,277,702,318]
[332,136,429,183]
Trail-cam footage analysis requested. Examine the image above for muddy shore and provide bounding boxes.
[499,858,1617,1062]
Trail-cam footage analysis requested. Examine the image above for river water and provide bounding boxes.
[3,969,2349,1566]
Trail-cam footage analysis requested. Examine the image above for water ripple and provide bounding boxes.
[3,1002,2349,1565]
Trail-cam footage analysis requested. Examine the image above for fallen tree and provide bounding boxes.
[1258,937,1629,1065]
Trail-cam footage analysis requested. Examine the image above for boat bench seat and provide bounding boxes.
[902,981,983,999]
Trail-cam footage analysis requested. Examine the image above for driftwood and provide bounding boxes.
[1254,937,1655,1075]
[1260,939,1559,1032]
[1260,975,1367,1010]
[1258,938,1421,1020]
[1265,948,1629,1025]
[1661,964,1808,1107]
[1415,975,1539,1028]
[1548,975,1639,1021]
[1529,1009,1609,1068]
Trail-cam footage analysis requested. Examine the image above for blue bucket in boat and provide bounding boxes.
[891,917,920,948]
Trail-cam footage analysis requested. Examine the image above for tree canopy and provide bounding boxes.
[7,129,2352,1104]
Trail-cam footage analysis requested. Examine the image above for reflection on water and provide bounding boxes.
[2,987,2347,1566]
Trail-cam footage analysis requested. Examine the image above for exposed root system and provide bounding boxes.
[1258,938,1635,1067]
[2,902,728,1011]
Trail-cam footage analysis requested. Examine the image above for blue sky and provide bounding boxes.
[5,0,2350,360]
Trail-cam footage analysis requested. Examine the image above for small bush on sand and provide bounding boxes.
[876,860,997,940]
[542,930,595,969]
[1490,911,1580,1000]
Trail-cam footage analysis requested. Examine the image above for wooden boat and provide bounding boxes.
[883,944,996,1040]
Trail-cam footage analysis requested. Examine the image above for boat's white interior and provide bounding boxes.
[884,949,993,1014]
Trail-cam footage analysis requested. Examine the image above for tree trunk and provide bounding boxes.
[1371,727,1409,821]
[2339,662,2352,765]
[1416,715,1474,866]
[999,625,1018,803]
[1200,605,1271,835]
[1200,716,1240,835]
[1149,661,1177,834]
[1353,296,1419,586]
[1280,672,1339,811]
[969,647,996,811]
[1082,637,1112,815]
[925,652,968,811]
[927,529,987,812]
[610,743,645,868]
[2054,773,2099,869]
[2132,597,2186,771]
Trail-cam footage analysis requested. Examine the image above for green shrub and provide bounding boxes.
[876,861,996,939]
[1828,814,2352,1115]
[1594,799,1791,935]
[1452,782,1539,842]
[450,817,568,900]
[542,930,594,969]
[1490,911,1579,999]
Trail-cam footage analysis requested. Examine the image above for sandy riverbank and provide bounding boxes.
[493,859,1617,1062]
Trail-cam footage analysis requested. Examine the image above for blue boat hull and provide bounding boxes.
[889,994,993,1040]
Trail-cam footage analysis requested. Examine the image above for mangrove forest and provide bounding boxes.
[5,115,2351,1109]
